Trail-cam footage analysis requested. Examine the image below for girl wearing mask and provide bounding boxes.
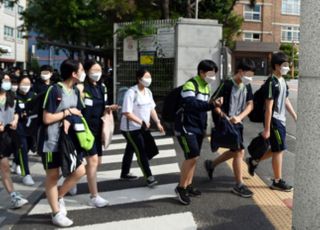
[120,69,164,187]
[40,59,86,227]
[15,76,36,186]
[0,72,28,209]
[77,60,119,207]
[34,65,53,94]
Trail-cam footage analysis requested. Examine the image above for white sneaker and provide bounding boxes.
[88,195,109,208]
[52,212,73,227]
[22,175,35,186]
[11,162,17,173]
[69,186,77,196]
[16,165,21,175]
[11,193,28,209]
[58,198,67,216]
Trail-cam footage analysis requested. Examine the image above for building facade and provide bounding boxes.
[0,0,27,69]
[233,0,300,75]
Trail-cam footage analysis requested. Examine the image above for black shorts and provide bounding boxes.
[41,152,61,170]
[230,123,245,152]
[270,118,287,152]
[176,132,204,160]
[83,136,103,157]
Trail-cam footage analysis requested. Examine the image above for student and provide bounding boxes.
[175,60,220,205]
[204,58,255,198]
[15,76,37,186]
[0,72,28,209]
[40,59,86,227]
[79,59,119,207]
[34,65,54,94]
[247,52,297,191]
[120,69,164,186]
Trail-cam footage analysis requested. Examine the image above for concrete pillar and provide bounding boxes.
[292,1,320,229]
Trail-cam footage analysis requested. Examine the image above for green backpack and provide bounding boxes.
[75,117,95,151]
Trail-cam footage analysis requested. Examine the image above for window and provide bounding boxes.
[17,29,23,39]
[244,5,261,21]
[281,26,300,42]
[18,5,24,13]
[243,32,261,42]
[4,0,14,10]
[282,0,300,15]
[4,26,14,37]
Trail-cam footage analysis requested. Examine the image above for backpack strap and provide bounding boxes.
[188,78,199,96]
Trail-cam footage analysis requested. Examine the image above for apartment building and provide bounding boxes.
[0,0,27,69]
[233,0,300,75]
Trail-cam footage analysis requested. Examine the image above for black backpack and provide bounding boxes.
[248,134,270,160]
[161,78,198,122]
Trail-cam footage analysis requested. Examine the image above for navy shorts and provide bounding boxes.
[230,123,245,152]
[83,134,103,157]
[176,132,204,160]
[41,152,61,170]
[270,118,287,152]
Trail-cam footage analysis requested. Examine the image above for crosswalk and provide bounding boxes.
[9,132,199,229]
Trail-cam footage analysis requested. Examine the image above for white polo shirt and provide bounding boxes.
[120,85,156,131]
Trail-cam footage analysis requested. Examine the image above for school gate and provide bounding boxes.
[113,18,223,124]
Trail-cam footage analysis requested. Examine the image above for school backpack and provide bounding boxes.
[161,78,198,122]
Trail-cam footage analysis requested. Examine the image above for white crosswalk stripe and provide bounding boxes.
[11,132,199,229]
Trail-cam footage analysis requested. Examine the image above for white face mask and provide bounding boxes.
[41,73,51,81]
[89,72,102,82]
[78,71,86,83]
[11,85,18,92]
[242,76,253,85]
[19,85,31,94]
[205,75,216,84]
[280,66,290,75]
[140,78,152,87]
[1,82,12,91]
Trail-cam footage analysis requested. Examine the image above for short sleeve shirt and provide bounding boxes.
[120,85,156,131]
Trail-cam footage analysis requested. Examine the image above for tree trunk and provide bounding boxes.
[187,0,192,18]
[161,0,170,19]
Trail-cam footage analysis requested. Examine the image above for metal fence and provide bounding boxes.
[114,19,177,103]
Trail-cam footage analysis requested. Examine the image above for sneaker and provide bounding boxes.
[11,193,28,209]
[246,157,258,177]
[146,176,158,188]
[16,165,21,176]
[52,212,73,227]
[22,175,35,186]
[186,185,201,197]
[58,198,67,216]
[270,179,293,192]
[175,186,190,205]
[11,162,17,173]
[120,173,139,181]
[232,184,253,198]
[88,195,110,208]
[204,160,215,180]
[69,186,77,196]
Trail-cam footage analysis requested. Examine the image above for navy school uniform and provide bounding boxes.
[15,90,37,176]
[34,80,52,94]
[82,82,108,156]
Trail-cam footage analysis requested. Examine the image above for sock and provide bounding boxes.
[274,178,280,183]
[10,192,17,198]
[236,182,244,188]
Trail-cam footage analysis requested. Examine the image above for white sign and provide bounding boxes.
[139,35,157,52]
[156,27,175,58]
[123,36,138,61]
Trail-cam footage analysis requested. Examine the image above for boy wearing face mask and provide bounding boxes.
[247,52,297,192]
[174,60,221,205]
[15,76,37,186]
[204,58,255,198]
[34,65,53,94]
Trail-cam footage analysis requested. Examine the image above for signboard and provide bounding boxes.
[123,36,138,61]
[156,27,175,58]
[139,51,155,65]
[139,36,157,52]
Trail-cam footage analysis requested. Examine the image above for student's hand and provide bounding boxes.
[63,119,71,134]
[293,114,298,123]
[261,129,270,139]
[9,120,18,130]
[69,108,82,117]
[214,108,225,117]
[157,122,165,134]
[0,123,4,132]
[213,97,223,107]
[109,104,120,111]
[230,116,241,124]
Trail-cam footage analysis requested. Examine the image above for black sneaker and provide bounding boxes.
[120,173,139,181]
[270,179,293,192]
[232,184,253,198]
[204,160,215,180]
[146,176,158,188]
[246,157,258,177]
[186,185,201,197]
[175,186,191,205]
